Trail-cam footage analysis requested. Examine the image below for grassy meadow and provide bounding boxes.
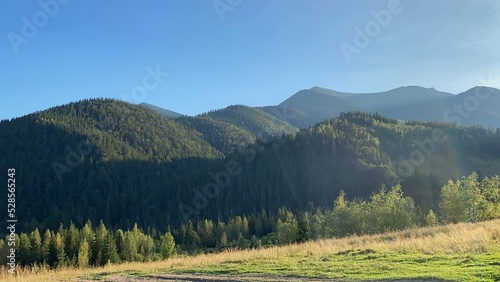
[2,219,500,281]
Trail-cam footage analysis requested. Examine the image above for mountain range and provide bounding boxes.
[1,85,500,236]
[143,86,500,130]
[265,85,500,129]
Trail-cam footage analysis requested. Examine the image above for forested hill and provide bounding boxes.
[202,105,299,137]
[175,115,256,154]
[1,100,500,237]
[0,98,223,162]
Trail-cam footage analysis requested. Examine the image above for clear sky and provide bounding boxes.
[1,0,499,120]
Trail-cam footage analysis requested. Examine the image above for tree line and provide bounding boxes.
[0,221,175,268]
[3,172,497,269]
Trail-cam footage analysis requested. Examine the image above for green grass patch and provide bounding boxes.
[168,250,500,281]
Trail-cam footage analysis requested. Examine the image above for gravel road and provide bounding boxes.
[83,273,451,282]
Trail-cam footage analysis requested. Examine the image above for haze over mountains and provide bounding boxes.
[265,85,500,129]
[142,85,500,130]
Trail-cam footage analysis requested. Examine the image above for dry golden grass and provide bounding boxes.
[2,219,499,281]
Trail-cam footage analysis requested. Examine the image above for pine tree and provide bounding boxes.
[103,233,120,264]
[29,229,42,265]
[219,231,228,247]
[424,210,438,226]
[237,233,248,249]
[50,233,66,268]
[115,229,126,261]
[160,232,175,259]
[296,213,311,243]
[18,233,32,266]
[242,216,249,238]
[42,229,52,265]
[122,232,137,262]
[276,218,298,244]
[93,220,108,265]
[250,235,261,249]
[77,238,90,268]
[65,222,80,265]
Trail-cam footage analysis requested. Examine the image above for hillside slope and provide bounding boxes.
[7,219,500,281]
[139,102,183,118]
[203,105,299,137]
[2,104,500,234]
[381,86,500,128]
[261,87,366,128]
[175,115,257,154]
[346,85,452,111]
[0,98,223,231]
[264,86,500,129]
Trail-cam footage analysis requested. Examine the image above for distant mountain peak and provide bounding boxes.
[310,86,330,91]
[139,102,183,118]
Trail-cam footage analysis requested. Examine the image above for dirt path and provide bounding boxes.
[91,273,450,282]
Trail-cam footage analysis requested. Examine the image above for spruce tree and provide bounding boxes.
[160,232,175,259]
[77,238,90,268]
[18,233,32,266]
[296,213,311,243]
[115,229,126,261]
[93,220,108,266]
[65,222,80,265]
[29,229,42,265]
[41,230,52,265]
[103,233,120,264]
[51,233,66,268]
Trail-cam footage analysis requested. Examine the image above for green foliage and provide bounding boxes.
[2,105,500,238]
[29,229,42,264]
[103,233,120,264]
[277,218,298,244]
[296,213,311,243]
[160,232,176,259]
[1,221,177,268]
[440,172,500,223]
[323,185,417,237]
[203,105,299,137]
[176,115,256,154]
[440,180,465,223]
[424,210,438,227]
[219,232,228,247]
[368,184,417,233]
[52,233,66,268]
[18,233,32,266]
[77,238,90,269]
[1,101,500,272]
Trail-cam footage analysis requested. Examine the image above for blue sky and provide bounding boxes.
[1,0,499,120]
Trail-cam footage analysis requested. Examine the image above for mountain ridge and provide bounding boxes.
[2,103,500,235]
[260,85,500,129]
[137,85,500,129]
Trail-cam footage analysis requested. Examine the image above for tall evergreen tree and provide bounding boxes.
[160,232,175,259]
[29,229,42,265]
[77,238,90,269]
